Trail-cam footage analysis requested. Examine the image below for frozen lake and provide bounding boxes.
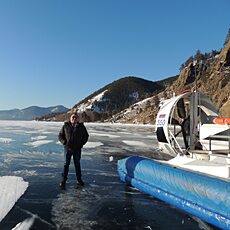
[0,121,214,229]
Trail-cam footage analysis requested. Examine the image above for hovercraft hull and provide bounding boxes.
[117,156,230,229]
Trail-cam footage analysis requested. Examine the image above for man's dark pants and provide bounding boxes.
[62,149,82,182]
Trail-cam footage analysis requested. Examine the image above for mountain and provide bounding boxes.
[55,76,176,122]
[39,76,176,122]
[108,38,230,124]
[40,31,230,124]
[73,76,173,122]
[0,105,69,121]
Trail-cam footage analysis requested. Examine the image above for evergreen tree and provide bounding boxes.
[224,28,230,46]
[184,56,194,67]
[180,63,185,71]
[210,49,219,57]
[194,49,204,62]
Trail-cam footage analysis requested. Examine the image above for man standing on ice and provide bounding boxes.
[58,112,89,189]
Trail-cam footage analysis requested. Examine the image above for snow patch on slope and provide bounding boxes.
[78,90,108,113]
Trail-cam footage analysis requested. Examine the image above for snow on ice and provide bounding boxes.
[0,176,28,222]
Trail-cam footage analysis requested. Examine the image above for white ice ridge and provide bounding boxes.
[122,140,148,147]
[0,176,28,223]
[31,136,47,141]
[89,132,120,138]
[24,140,53,147]
[84,142,104,148]
[12,216,35,230]
[0,137,15,143]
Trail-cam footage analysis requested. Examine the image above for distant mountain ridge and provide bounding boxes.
[0,105,69,120]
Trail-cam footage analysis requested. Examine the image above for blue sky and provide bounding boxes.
[0,0,229,110]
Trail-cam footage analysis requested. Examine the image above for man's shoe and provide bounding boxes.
[77,180,85,186]
[60,181,66,189]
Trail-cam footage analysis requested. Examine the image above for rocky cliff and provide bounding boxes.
[110,39,230,124]
[171,39,230,116]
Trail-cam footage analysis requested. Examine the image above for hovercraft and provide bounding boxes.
[118,91,230,229]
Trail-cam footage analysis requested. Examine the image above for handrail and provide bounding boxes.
[208,135,230,140]
[169,130,184,155]
[208,133,230,155]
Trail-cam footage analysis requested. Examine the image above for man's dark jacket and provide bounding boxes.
[58,121,89,152]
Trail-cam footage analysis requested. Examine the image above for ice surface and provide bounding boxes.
[0,176,28,223]
[0,120,208,229]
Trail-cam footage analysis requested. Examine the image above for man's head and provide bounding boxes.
[70,112,78,124]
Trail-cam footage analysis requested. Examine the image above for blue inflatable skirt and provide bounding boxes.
[117,156,230,229]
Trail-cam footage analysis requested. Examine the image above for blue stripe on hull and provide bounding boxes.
[117,156,230,229]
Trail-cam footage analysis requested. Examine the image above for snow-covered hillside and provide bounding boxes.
[68,76,164,122]
[77,90,109,113]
